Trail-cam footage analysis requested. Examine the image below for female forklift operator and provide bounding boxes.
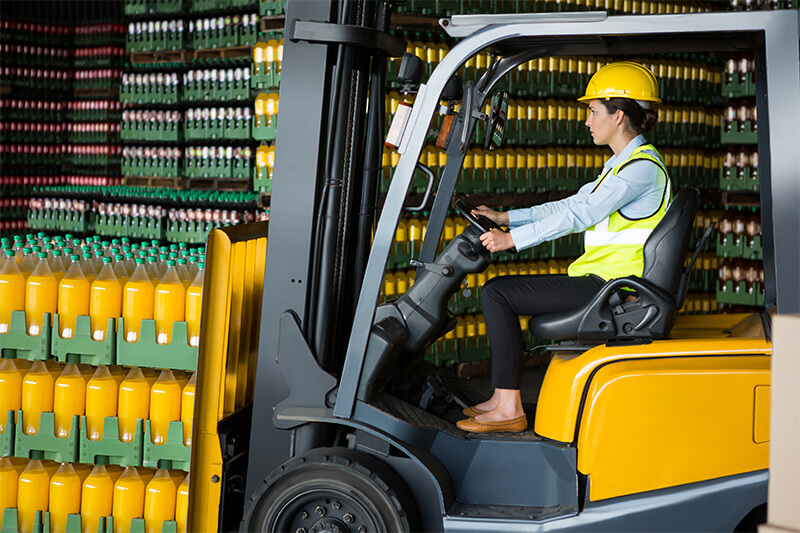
[457,61,672,434]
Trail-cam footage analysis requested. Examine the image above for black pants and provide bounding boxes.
[481,274,605,389]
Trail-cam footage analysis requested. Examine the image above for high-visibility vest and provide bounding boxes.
[568,144,671,281]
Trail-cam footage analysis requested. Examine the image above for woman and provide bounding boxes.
[457,61,671,434]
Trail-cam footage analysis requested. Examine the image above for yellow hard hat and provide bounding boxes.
[578,61,661,104]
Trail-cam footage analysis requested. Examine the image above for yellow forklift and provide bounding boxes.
[187,4,800,531]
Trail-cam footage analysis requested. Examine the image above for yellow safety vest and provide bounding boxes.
[568,144,671,281]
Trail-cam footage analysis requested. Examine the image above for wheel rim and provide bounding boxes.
[272,486,384,533]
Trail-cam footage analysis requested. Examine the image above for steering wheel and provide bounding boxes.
[455,198,506,234]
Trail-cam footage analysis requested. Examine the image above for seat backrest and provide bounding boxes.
[641,187,699,299]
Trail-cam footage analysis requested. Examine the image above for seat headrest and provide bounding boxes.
[641,188,699,297]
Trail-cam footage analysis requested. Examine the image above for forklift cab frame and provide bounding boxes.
[190,7,800,532]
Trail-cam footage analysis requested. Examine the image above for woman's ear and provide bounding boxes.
[614,109,625,127]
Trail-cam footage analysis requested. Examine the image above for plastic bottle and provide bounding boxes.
[0,249,26,334]
[89,257,122,341]
[175,258,192,288]
[181,373,196,447]
[144,470,179,533]
[185,262,203,348]
[57,255,90,340]
[112,467,149,533]
[150,370,181,445]
[25,252,58,336]
[81,252,98,284]
[17,459,53,532]
[146,256,161,286]
[0,457,25,512]
[122,258,154,343]
[18,247,35,279]
[49,462,83,533]
[53,363,87,439]
[175,474,189,533]
[118,367,151,443]
[50,250,67,283]
[21,360,55,436]
[0,358,27,431]
[154,260,185,346]
[114,253,129,284]
[81,465,116,533]
[85,365,118,441]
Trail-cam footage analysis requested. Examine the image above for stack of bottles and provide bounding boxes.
[73,68,123,92]
[183,145,253,179]
[73,46,126,68]
[120,73,180,105]
[28,187,268,242]
[722,101,757,144]
[122,146,182,178]
[188,14,259,50]
[126,20,186,53]
[0,233,206,354]
[0,122,64,144]
[254,143,275,193]
[253,92,278,141]
[0,360,194,531]
[184,106,251,140]
[183,67,251,102]
[121,110,183,142]
[66,100,122,122]
[65,144,122,168]
[0,458,190,533]
[720,148,758,192]
[124,0,184,15]
[66,121,121,144]
[252,35,283,90]
[191,0,255,12]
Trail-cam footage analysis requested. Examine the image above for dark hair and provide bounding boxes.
[600,98,658,134]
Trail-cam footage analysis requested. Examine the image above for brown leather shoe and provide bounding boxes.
[456,415,528,433]
[462,406,487,418]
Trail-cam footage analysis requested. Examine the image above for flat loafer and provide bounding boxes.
[462,406,487,418]
[456,415,528,434]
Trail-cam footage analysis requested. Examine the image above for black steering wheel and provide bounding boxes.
[455,198,506,234]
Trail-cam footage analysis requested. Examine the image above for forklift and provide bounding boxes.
[187,4,800,531]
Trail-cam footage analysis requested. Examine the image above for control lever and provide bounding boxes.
[419,373,471,411]
[409,259,453,277]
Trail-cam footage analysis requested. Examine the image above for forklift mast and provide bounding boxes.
[243,0,404,518]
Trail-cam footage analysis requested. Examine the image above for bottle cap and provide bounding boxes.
[38,252,47,259]
[70,254,80,261]
[103,257,112,264]
[166,260,176,267]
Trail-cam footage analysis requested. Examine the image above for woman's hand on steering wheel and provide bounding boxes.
[480,229,515,253]
[471,205,509,226]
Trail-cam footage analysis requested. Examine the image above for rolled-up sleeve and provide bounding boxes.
[508,159,661,250]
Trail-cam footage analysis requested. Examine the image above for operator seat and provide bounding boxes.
[530,187,701,342]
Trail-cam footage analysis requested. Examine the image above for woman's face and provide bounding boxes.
[585,99,622,146]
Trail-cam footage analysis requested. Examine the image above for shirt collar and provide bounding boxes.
[603,134,648,171]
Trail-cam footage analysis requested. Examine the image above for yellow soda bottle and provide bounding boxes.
[118,367,151,443]
[58,255,90,339]
[112,467,151,533]
[81,464,120,533]
[0,456,26,512]
[113,254,129,285]
[122,258,154,343]
[0,249,26,334]
[85,365,118,441]
[184,262,204,348]
[150,370,181,445]
[53,363,86,439]
[25,251,58,336]
[175,474,189,533]
[154,260,185,346]
[18,247,35,279]
[17,459,52,533]
[21,360,55,436]
[146,256,161,287]
[80,252,97,285]
[49,462,83,533]
[181,373,196,447]
[90,257,122,342]
[175,258,192,288]
[144,469,179,533]
[0,358,27,431]
[50,250,67,283]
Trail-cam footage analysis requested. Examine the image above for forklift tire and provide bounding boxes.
[242,447,419,533]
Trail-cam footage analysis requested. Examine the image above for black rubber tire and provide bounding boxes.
[242,447,419,533]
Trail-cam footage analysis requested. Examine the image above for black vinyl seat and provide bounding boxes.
[530,188,705,342]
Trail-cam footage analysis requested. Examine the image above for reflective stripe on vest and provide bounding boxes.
[568,144,671,280]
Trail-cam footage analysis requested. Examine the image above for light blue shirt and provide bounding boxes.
[507,135,667,250]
